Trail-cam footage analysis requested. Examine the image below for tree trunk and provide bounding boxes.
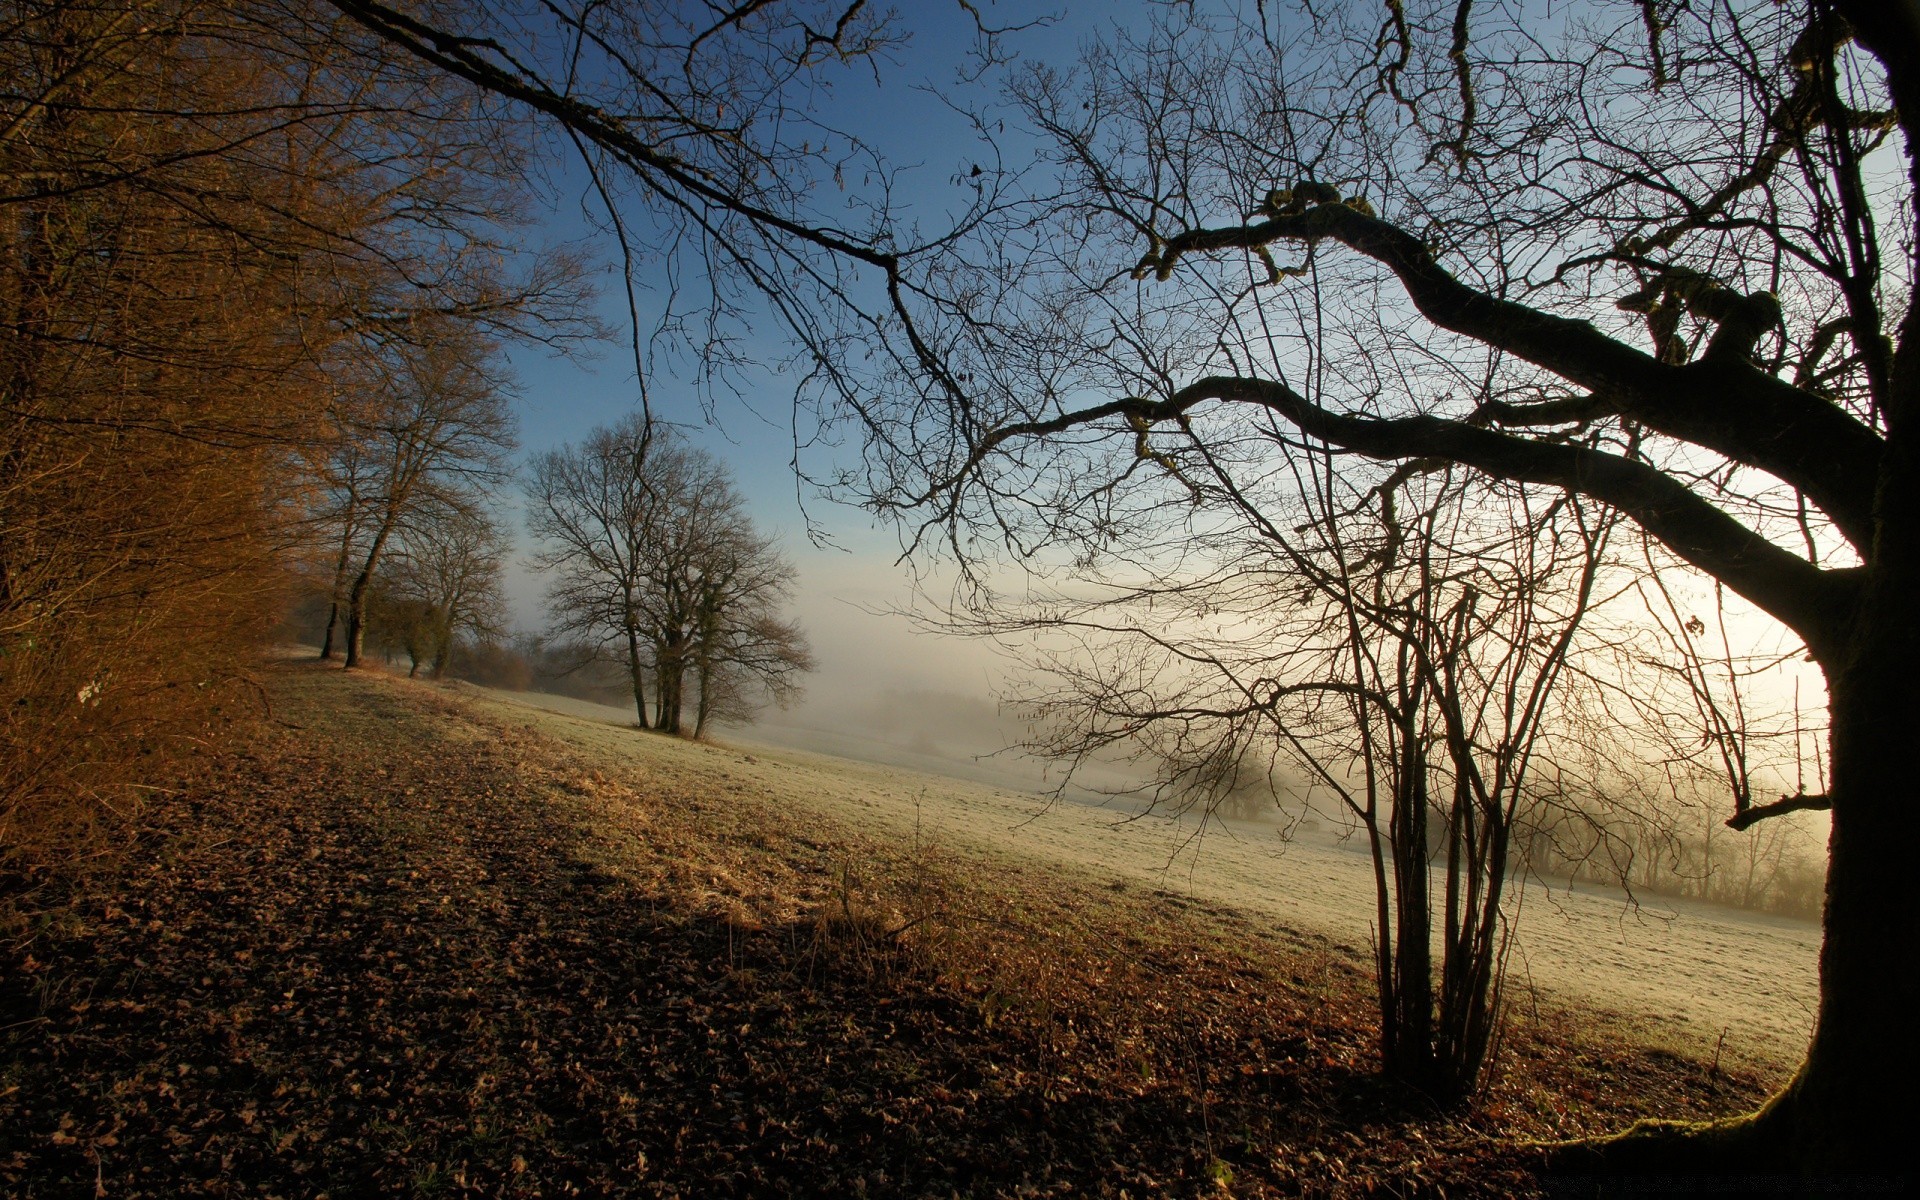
[1554,469,1920,1182]
[694,656,712,739]
[343,567,373,669]
[655,663,682,734]
[320,599,342,660]
[1383,755,1436,1092]
[429,607,452,679]
[1779,493,1920,1173]
[320,523,356,660]
[342,516,395,670]
[654,633,688,735]
[624,625,649,728]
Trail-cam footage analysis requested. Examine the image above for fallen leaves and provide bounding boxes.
[0,663,1768,1197]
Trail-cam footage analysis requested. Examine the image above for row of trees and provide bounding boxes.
[0,0,572,874]
[307,396,811,739]
[2,0,827,877]
[1523,788,1827,922]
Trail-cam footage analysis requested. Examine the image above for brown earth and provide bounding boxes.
[0,660,1771,1197]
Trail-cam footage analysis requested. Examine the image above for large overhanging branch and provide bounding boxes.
[1143,198,1883,550]
[966,375,1858,659]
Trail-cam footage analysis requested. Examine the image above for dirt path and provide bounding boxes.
[480,686,1818,1075]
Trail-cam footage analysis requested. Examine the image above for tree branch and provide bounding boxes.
[325,0,901,273]
[970,375,1858,657]
[1149,199,1883,549]
[1727,792,1832,831]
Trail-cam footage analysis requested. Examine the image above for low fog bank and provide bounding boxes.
[716,555,1157,803]
[485,545,1824,923]
[735,685,1119,798]
[485,678,1148,807]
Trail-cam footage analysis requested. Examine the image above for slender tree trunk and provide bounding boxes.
[693,587,722,739]
[342,521,394,670]
[320,520,356,660]
[1385,755,1435,1091]
[694,657,712,739]
[344,568,373,668]
[320,556,351,660]
[429,607,452,679]
[624,623,649,728]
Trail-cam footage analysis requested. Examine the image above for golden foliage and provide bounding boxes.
[0,1,545,875]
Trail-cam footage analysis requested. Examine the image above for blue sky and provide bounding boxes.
[494,3,1116,716]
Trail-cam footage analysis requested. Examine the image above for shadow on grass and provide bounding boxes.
[0,665,1759,1198]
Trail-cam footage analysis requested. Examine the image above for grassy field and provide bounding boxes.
[1,660,1772,1197]
[497,684,1817,1078]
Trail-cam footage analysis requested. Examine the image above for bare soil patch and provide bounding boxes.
[1,662,1769,1197]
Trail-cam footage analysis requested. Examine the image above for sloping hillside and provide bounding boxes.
[491,683,1816,1077]
[0,662,1766,1197]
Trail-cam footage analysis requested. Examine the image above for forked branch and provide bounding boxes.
[967,375,1857,657]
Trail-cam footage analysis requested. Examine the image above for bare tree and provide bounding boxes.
[317,432,376,661]
[850,0,1916,1175]
[0,0,588,868]
[323,0,1030,449]
[688,537,814,738]
[527,414,665,728]
[529,420,810,736]
[335,323,516,670]
[1000,456,1610,1101]
[389,502,510,679]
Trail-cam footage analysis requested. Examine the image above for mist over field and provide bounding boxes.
[474,677,1819,1077]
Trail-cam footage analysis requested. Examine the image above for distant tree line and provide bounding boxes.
[295,410,815,740]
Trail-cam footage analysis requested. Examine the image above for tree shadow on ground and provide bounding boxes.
[0,666,1759,1198]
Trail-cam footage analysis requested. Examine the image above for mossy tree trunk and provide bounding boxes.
[1774,455,1920,1172]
